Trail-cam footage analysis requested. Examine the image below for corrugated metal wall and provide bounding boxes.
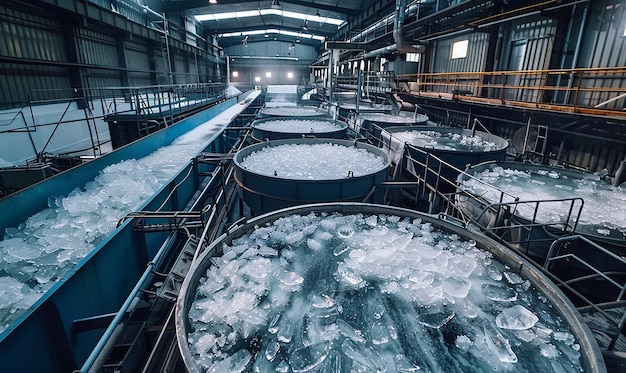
[0,6,71,107]
[0,2,226,110]
[75,27,122,89]
[499,16,556,103]
[576,0,626,109]
[125,40,153,87]
[431,32,489,74]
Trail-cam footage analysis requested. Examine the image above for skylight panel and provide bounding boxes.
[196,9,346,27]
[220,29,325,41]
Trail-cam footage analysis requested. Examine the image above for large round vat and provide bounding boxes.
[337,103,395,119]
[385,126,509,191]
[360,111,429,128]
[250,117,347,142]
[358,111,430,144]
[257,106,329,118]
[457,161,626,255]
[176,203,605,373]
[233,139,389,215]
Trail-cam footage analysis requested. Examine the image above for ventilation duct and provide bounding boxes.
[364,0,425,59]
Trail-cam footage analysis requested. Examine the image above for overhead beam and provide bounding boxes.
[205,23,335,36]
[162,0,360,16]
[324,41,367,50]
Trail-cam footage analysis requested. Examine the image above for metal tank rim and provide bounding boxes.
[174,202,607,373]
[233,138,390,181]
[383,125,510,154]
[360,111,430,126]
[249,116,348,142]
[456,160,626,248]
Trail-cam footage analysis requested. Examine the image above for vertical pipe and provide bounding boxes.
[565,1,589,103]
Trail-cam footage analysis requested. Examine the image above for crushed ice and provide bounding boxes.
[188,212,584,372]
[460,165,626,235]
[254,119,342,134]
[239,143,386,179]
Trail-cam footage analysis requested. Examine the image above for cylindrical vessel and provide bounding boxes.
[250,117,347,142]
[385,126,509,192]
[176,203,606,373]
[457,160,626,255]
[257,106,330,118]
[233,139,389,215]
[358,112,430,145]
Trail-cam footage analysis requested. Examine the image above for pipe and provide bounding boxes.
[564,1,589,103]
[364,0,425,59]
[79,234,178,372]
[394,0,425,54]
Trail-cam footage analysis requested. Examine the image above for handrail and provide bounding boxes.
[397,66,626,117]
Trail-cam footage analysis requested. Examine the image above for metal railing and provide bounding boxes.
[398,67,626,117]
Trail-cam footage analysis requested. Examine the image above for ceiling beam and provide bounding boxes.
[162,0,360,16]
[205,25,336,37]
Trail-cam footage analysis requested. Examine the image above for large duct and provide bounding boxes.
[394,0,426,53]
[364,0,425,59]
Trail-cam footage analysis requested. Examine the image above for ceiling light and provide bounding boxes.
[271,0,281,10]
[208,0,217,3]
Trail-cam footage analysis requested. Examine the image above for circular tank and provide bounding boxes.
[250,117,348,142]
[233,139,389,215]
[385,126,509,192]
[337,103,395,120]
[176,203,606,373]
[456,160,626,259]
[257,106,330,118]
[358,112,430,144]
[360,111,429,128]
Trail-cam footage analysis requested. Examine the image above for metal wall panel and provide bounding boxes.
[0,7,66,61]
[577,0,626,109]
[125,40,153,86]
[431,32,489,74]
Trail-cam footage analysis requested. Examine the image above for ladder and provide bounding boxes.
[522,118,548,157]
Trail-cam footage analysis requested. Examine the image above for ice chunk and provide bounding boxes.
[275,270,304,289]
[408,271,434,289]
[370,322,389,345]
[337,319,366,344]
[268,313,281,334]
[442,276,471,298]
[540,343,560,358]
[496,305,539,330]
[394,354,420,372]
[290,342,330,373]
[455,335,473,350]
[307,238,322,251]
[483,324,518,363]
[418,310,455,329]
[265,339,280,362]
[482,283,517,302]
[340,339,378,370]
[207,349,252,373]
[4,238,41,260]
[503,271,525,285]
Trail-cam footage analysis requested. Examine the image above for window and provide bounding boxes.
[266,72,272,78]
[254,76,261,82]
[451,40,469,59]
[232,71,239,77]
[406,53,420,62]
[287,72,294,78]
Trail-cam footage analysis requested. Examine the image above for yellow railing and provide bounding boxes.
[397,67,626,117]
